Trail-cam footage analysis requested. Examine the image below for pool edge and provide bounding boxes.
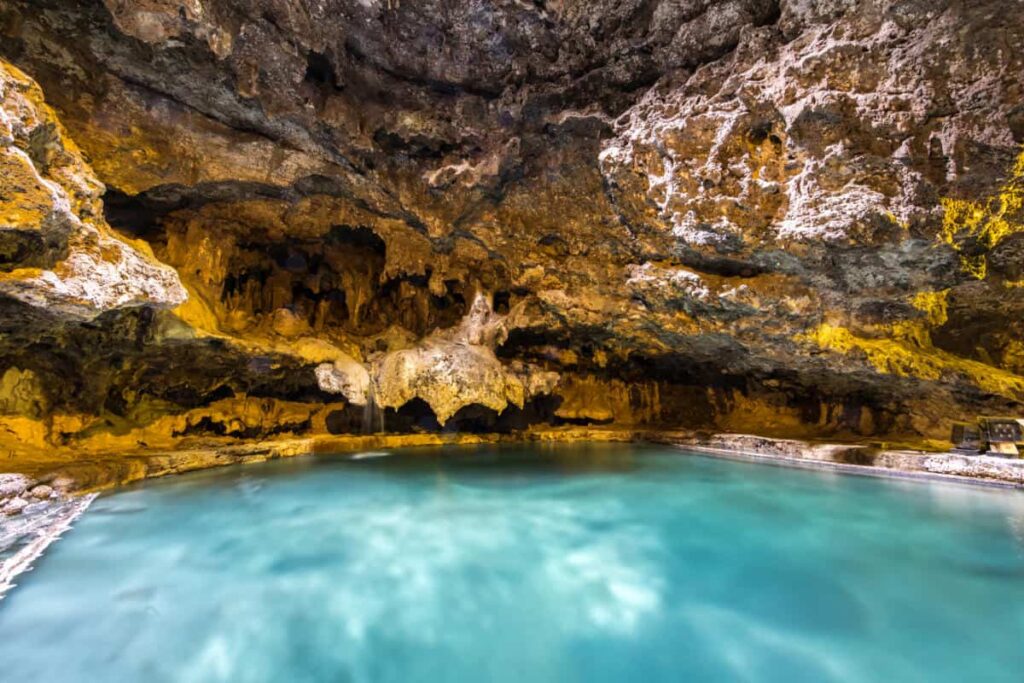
[0,494,98,601]
[645,434,1024,491]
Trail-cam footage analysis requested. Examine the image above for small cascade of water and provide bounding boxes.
[361,382,384,434]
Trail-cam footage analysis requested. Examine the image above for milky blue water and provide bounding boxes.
[1,443,1023,682]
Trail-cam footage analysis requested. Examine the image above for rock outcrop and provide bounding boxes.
[373,293,558,424]
[0,61,186,318]
[0,0,1022,472]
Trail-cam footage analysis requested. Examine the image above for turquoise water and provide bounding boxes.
[1,443,1023,682]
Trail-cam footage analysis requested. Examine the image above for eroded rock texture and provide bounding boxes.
[0,0,1022,461]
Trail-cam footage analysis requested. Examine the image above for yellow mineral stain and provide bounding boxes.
[171,283,221,335]
[910,289,949,326]
[800,323,1024,398]
[939,148,1024,279]
[554,376,662,425]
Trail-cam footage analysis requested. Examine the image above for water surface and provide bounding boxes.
[1,443,1023,682]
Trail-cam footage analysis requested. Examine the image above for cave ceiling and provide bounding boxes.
[1,0,1023,452]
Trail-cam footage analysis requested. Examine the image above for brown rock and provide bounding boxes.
[0,0,1020,470]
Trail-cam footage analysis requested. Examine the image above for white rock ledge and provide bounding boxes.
[652,432,1024,490]
[0,493,97,600]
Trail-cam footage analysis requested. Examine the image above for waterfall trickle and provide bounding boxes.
[362,382,384,434]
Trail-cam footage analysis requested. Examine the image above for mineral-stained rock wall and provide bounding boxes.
[0,0,1022,461]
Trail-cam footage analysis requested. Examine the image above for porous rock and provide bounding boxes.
[0,0,1020,469]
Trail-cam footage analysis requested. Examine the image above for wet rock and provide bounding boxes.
[49,477,77,494]
[988,234,1024,281]
[2,496,28,515]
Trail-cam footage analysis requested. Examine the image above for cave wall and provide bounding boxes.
[1,0,1023,459]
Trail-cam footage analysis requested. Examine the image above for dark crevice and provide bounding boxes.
[326,395,569,436]
[101,176,432,241]
[304,51,344,93]
[173,416,313,439]
[672,249,770,278]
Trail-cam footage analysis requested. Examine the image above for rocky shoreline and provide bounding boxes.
[0,493,96,600]
[4,428,1022,506]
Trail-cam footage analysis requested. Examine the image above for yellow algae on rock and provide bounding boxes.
[554,376,661,425]
[801,323,939,379]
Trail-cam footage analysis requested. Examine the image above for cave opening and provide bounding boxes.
[200,223,465,337]
[101,188,170,243]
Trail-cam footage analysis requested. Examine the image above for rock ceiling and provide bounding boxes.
[0,0,1023,458]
